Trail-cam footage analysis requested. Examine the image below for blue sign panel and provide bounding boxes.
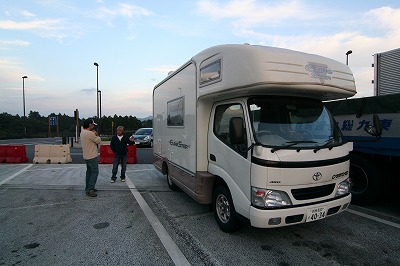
[50,116,57,126]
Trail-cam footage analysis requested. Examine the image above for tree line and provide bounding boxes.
[0,111,152,139]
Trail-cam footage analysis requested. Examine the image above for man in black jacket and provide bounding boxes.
[110,126,135,182]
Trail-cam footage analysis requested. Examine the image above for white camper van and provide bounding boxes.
[153,44,355,232]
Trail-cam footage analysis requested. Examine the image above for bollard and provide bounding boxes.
[62,136,67,145]
[70,137,73,147]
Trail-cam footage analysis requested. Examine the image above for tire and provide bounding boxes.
[212,185,240,233]
[166,168,178,191]
[349,153,382,204]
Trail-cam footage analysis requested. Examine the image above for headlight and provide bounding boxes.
[251,187,292,208]
[336,178,351,196]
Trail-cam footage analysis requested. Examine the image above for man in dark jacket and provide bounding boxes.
[110,126,135,182]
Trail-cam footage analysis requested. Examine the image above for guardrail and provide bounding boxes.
[99,145,137,164]
[33,145,72,164]
[0,145,28,163]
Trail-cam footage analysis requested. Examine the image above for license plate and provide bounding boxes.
[306,207,326,222]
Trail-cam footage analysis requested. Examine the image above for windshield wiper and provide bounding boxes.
[271,140,317,153]
[242,141,262,153]
[313,138,335,153]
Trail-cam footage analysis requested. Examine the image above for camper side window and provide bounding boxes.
[213,103,247,158]
[167,97,184,127]
[200,59,221,86]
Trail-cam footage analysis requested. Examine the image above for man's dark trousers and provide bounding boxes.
[112,153,127,179]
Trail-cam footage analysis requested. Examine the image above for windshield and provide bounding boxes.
[135,128,152,135]
[248,96,343,149]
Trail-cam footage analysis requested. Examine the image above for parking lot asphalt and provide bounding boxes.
[0,164,189,266]
[1,163,400,266]
[2,138,400,265]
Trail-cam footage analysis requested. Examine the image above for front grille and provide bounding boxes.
[291,184,335,200]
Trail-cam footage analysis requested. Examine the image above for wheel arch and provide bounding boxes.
[212,175,228,192]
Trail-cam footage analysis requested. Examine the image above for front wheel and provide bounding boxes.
[212,185,240,233]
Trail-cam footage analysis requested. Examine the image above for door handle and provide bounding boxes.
[210,154,216,162]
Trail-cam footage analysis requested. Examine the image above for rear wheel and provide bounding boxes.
[212,185,240,233]
[166,168,178,190]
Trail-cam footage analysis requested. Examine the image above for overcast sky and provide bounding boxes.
[1,0,400,119]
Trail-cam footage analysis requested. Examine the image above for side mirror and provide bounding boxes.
[365,114,382,137]
[229,117,245,144]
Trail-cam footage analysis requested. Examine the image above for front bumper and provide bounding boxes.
[135,140,151,146]
[249,193,351,228]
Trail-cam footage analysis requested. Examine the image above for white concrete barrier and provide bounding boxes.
[33,145,72,164]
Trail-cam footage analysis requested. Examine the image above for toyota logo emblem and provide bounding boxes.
[313,172,322,181]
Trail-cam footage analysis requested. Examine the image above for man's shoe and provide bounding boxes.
[121,178,125,182]
[86,191,97,197]
[111,179,116,183]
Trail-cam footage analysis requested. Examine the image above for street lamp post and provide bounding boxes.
[346,50,352,65]
[98,90,102,132]
[22,76,28,136]
[93,62,99,132]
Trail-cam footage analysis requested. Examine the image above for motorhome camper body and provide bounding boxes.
[153,44,355,232]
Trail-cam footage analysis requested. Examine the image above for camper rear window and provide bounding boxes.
[167,97,184,127]
[200,59,221,85]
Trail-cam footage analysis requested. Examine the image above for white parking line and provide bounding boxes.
[126,169,155,173]
[346,208,400,229]
[27,166,85,171]
[125,175,191,266]
[0,164,33,187]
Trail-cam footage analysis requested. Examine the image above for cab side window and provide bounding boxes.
[213,103,247,158]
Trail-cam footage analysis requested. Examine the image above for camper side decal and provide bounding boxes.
[169,139,190,149]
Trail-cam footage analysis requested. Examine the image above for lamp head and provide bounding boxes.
[346,50,353,55]
[94,62,99,66]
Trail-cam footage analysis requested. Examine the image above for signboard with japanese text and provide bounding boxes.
[334,113,400,156]
[335,113,399,138]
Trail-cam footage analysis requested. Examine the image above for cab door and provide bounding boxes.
[208,101,252,215]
